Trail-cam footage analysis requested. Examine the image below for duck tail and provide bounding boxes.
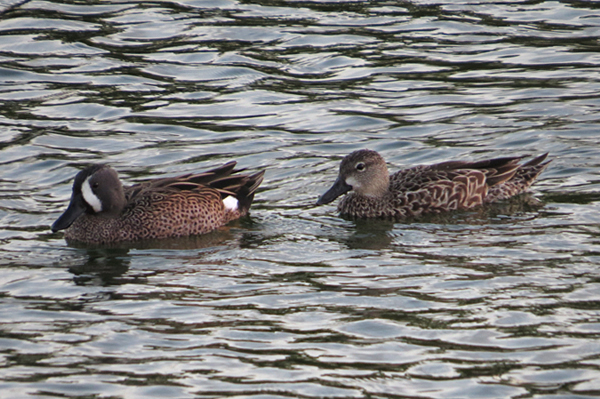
[511,153,551,187]
[486,153,551,202]
[236,170,266,215]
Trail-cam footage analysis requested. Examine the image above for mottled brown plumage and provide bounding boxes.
[52,162,265,244]
[317,149,550,219]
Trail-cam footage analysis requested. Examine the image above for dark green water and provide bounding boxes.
[1,0,600,398]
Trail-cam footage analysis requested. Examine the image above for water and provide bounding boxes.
[1,0,600,398]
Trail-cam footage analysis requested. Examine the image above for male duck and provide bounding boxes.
[52,161,265,244]
[317,149,550,219]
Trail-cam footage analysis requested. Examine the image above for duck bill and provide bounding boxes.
[317,177,352,205]
[51,194,86,232]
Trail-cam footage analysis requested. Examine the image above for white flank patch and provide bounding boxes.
[223,195,238,211]
[81,177,103,213]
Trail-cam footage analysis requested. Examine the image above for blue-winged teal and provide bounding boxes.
[317,149,550,218]
[52,162,265,244]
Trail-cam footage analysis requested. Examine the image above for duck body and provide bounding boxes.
[52,162,265,244]
[317,150,550,219]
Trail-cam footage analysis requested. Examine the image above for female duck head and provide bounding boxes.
[317,149,390,205]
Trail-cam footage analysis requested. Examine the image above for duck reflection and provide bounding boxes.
[65,228,238,286]
[342,218,395,250]
[332,193,547,251]
[67,246,132,286]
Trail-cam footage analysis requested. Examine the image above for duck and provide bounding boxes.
[51,161,265,244]
[316,149,550,219]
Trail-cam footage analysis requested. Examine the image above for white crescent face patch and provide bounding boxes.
[81,176,103,213]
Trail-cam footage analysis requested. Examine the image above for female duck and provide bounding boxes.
[317,149,550,219]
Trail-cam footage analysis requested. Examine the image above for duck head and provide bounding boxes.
[317,149,390,205]
[52,165,126,232]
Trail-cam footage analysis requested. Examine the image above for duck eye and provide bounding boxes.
[92,182,99,189]
[356,162,366,171]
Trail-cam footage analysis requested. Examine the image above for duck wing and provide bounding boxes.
[123,162,265,214]
[390,156,524,211]
[124,162,238,201]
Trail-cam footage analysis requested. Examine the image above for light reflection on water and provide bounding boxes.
[1,0,600,398]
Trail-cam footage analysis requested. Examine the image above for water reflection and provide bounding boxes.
[62,227,252,286]
[342,218,395,250]
[323,194,549,252]
[67,247,132,286]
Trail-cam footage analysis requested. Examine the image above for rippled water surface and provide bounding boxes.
[1,0,600,398]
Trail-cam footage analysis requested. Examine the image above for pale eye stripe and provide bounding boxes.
[81,177,103,213]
